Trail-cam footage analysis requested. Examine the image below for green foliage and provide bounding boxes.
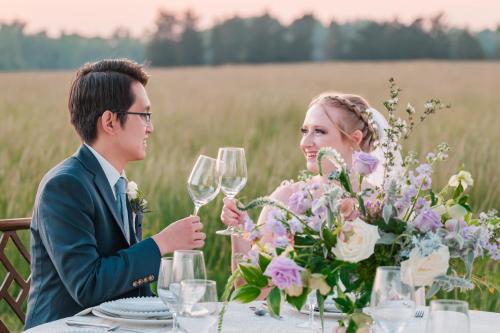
[266,287,282,317]
[238,263,268,288]
[231,285,261,303]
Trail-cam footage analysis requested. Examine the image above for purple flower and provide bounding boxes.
[352,152,379,176]
[410,208,442,232]
[415,198,430,213]
[264,256,304,290]
[289,217,304,234]
[486,239,500,261]
[288,190,312,214]
[273,236,290,248]
[445,219,467,235]
[265,210,287,237]
[416,163,433,176]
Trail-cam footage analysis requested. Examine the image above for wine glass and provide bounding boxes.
[215,147,247,236]
[158,257,186,333]
[167,251,207,332]
[426,300,470,333]
[187,155,222,216]
[177,280,219,332]
[370,266,416,333]
[296,289,320,330]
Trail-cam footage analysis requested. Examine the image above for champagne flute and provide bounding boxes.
[177,280,219,332]
[426,300,470,333]
[187,155,222,216]
[157,257,185,333]
[215,147,247,236]
[370,266,415,333]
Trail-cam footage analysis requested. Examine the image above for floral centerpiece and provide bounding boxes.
[218,79,499,333]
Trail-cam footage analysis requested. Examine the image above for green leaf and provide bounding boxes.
[461,203,472,213]
[338,170,353,194]
[238,263,268,288]
[286,288,309,311]
[258,253,272,272]
[430,190,437,206]
[334,297,354,314]
[458,195,469,205]
[322,226,336,249]
[346,319,358,333]
[267,287,282,317]
[453,184,464,199]
[383,204,393,223]
[426,283,441,298]
[340,269,354,292]
[355,288,371,309]
[231,285,261,303]
[358,196,366,216]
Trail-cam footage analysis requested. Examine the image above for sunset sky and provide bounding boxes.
[0,0,498,37]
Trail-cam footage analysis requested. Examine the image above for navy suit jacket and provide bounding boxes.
[25,145,161,329]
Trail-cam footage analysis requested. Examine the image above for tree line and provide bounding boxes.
[1,12,499,70]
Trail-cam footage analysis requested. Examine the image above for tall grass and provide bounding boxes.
[0,62,499,331]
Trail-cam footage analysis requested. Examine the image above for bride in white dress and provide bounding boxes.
[220,91,423,302]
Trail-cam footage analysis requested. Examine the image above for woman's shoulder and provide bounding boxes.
[270,179,306,203]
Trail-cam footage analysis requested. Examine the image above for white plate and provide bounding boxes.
[100,297,168,313]
[91,308,172,325]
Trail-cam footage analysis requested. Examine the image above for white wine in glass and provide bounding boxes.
[187,155,222,216]
[216,147,247,236]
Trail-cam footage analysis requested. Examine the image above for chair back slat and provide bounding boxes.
[0,218,31,332]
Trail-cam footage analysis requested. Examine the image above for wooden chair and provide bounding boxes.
[0,218,31,333]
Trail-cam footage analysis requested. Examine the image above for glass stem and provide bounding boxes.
[309,299,315,326]
[193,205,199,216]
[172,311,179,329]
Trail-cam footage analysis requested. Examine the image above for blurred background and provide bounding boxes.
[0,1,499,332]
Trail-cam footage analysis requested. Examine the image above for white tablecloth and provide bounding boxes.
[24,301,500,333]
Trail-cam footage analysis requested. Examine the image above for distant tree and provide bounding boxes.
[146,10,181,66]
[449,29,484,59]
[246,14,286,63]
[0,21,26,70]
[286,14,318,62]
[178,11,204,66]
[211,16,248,64]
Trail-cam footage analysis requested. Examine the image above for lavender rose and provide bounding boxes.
[264,256,304,290]
[288,190,312,214]
[352,151,379,176]
[410,208,442,232]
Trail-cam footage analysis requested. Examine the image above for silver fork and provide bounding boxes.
[414,309,425,318]
[65,319,145,332]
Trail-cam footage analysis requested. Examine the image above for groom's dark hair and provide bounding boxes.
[68,58,149,144]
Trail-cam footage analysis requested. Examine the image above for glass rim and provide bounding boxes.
[173,250,204,255]
[218,147,245,151]
[376,266,401,271]
[430,299,469,306]
[197,154,217,161]
[161,257,173,262]
[180,279,216,286]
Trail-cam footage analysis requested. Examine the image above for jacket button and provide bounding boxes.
[149,275,154,281]
[133,281,138,287]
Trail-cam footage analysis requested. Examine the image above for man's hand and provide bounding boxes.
[152,216,205,255]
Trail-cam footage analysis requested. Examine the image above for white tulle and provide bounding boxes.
[365,107,403,187]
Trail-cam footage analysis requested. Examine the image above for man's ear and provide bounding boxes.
[100,110,116,135]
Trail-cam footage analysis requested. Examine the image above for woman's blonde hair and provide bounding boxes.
[309,92,378,152]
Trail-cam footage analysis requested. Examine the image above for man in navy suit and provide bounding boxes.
[25,59,206,329]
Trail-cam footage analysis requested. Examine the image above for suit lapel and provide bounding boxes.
[74,145,130,245]
[126,198,138,244]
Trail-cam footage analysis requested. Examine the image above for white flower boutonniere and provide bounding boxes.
[127,181,150,214]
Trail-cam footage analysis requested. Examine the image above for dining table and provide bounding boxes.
[24,300,500,333]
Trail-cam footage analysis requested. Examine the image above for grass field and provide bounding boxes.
[0,61,499,331]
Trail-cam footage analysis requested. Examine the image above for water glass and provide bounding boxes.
[178,280,219,332]
[157,257,185,333]
[370,266,416,333]
[296,289,320,330]
[426,300,470,333]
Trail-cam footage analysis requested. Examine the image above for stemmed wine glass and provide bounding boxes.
[187,155,223,216]
[297,289,320,330]
[370,266,416,333]
[215,147,247,235]
[160,251,207,333]
[158,257,185,333]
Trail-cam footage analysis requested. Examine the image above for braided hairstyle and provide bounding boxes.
[309,92,378,153]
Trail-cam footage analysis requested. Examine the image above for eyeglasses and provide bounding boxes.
[115,112,152,127]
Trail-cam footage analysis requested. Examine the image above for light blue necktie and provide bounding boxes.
[115,177,130,243]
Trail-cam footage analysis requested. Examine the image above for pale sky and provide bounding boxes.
[0,0,498,37]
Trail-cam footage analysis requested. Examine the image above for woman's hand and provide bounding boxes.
[221,197,248,227]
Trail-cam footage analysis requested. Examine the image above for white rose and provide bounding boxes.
[127,181,139,199]
[332,218,380,263]
[401,245,450,287]
[448,171,473,190]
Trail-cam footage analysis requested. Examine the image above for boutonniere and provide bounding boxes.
[127,181,150,214]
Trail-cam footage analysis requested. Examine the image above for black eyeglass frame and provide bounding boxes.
[114,111,152,126]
